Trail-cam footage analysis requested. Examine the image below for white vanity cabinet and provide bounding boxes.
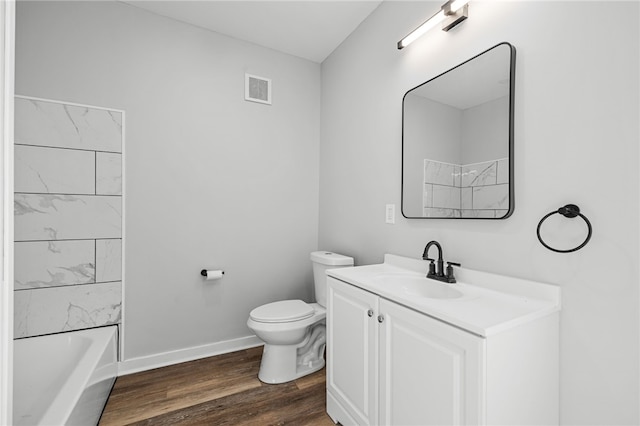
[326,276,379,425]
[327,276,483,426]
[378,297,484,426]
[326,255,560,426]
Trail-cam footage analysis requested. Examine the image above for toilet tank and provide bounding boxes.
[310,251,354,307]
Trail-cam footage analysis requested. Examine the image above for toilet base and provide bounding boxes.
[258,354,325,385]
[258,323,326,384]
[258,345,325,385]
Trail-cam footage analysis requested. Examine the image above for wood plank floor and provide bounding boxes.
[99,346,336,425]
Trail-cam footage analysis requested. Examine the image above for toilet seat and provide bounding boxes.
[249,300,314,323]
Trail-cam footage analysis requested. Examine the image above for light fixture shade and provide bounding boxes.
[397,10,445,49]
[398,0,470,50]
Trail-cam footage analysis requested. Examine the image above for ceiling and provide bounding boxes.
[121,1,383,63]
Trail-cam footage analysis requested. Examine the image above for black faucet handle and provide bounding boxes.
[423,258,436,276]
[445,262,460,282]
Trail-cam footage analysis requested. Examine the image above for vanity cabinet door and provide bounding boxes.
[378,299,485,426]
[327,277,379,426]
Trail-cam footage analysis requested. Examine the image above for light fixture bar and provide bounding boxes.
[397,0,470,50]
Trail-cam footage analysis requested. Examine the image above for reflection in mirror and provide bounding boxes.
[402,42,515,219]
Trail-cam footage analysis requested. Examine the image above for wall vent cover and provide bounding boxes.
[245,73,272,105]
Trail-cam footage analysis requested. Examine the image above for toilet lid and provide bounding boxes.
[249,300,315,323]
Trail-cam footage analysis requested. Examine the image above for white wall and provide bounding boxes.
[15,1,321,360]
[320,1,639,424]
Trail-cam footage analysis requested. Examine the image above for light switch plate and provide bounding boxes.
[386,204,395,224]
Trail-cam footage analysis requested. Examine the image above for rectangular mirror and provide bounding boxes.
[401,42,515,219]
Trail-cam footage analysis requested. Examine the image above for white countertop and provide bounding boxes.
[327,254,561,337]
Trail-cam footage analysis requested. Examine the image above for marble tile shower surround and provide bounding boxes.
[423,158,508,218]
[13,96,123,338]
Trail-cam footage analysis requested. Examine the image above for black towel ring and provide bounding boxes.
[536,204,592,253]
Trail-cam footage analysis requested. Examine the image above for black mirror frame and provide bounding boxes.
[401,42,516,220]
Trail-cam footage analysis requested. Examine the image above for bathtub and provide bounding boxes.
[13,326,118,426]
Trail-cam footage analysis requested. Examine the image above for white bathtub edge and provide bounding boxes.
[14,326,118,426]
[52,326,117,425]
[118,335,263,376]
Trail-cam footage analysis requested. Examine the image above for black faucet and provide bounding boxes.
[422,240,460,284]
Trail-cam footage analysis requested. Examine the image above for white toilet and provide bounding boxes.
[247,251,353,384]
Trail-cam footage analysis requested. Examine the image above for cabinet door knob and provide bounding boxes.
[367,309,374,318]
[378,314,385,323]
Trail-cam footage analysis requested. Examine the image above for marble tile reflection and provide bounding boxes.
[14,281,122,338]
[461,209,497,218]
[453,165,462,187]
[432,185,461,209]
[424,160,457,186]
[423,184,433,208]
[424,208,459,218]
[461,188,472,210]
[15,194,122,241]
[14,240,95,289]
[421,155,509,217]
[461,161,497,187]
[473,184,509,210]
[15,98,122,152]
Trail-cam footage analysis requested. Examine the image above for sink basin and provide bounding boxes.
[374,274,463,299]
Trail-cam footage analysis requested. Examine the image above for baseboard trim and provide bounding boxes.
[117,335,263,376]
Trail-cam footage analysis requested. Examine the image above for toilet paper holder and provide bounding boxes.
[200,269,225,278]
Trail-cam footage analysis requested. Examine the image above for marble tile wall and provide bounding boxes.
[423,158,509,218]
[14,96,123,338]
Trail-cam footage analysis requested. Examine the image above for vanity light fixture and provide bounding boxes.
[397,0,470,49]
